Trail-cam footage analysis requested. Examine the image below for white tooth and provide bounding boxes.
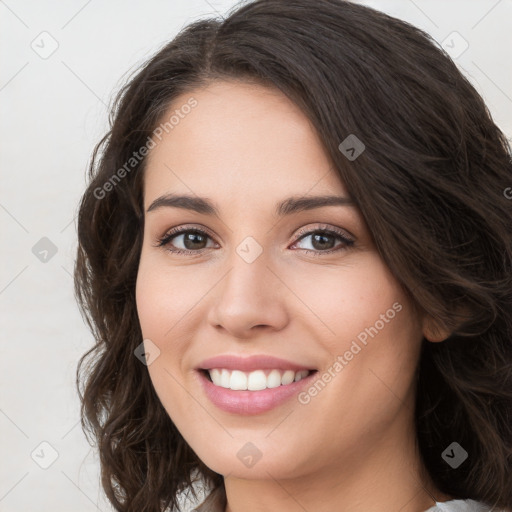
[247,370,267,391]
[281,370,295,386]
[220,369,231,388]
[267,369,282,388]
[210,369,222,386]
[207,368,311,390]
[230,370,248,390]
[292,370,309,382]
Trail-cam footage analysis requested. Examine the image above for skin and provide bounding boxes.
[135,80,453,512]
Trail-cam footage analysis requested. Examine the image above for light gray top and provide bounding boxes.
[425,500,504,512]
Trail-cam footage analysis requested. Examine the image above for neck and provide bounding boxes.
[223,400,452,512]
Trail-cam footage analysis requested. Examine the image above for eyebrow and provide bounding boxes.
[146,193,355,217]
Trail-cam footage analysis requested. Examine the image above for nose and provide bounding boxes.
[207,247,289,339]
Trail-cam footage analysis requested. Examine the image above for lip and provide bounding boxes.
[196,354,316,372]
[196,368,318,415]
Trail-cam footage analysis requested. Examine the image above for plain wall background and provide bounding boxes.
[1,1,511,510]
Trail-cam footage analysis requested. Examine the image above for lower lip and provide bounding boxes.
[197,370,318,415]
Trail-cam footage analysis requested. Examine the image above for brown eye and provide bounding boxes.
[156,227,217,255]
[291,227,354,255]
[179,231,209,250]
[308,232,336,250]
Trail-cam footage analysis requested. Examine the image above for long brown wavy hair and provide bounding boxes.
[74,1,512,511]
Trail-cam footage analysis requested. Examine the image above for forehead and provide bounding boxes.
[143,80,348,206]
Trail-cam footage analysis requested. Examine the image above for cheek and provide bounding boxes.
[135,251,202,339]
[292,253,421,394]
[135,266,165,340]
[135,254,195,421]
[285,252,406,338]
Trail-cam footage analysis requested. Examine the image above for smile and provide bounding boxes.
[197,368,318,415]
[204,368,313,390]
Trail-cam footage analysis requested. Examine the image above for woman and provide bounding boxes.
[74,1,512,511]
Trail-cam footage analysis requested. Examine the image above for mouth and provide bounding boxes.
[196,367,319,415]
[195,354,319,414]
[198,368,318,391]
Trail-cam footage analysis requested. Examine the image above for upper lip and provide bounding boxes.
[197,354,317,372]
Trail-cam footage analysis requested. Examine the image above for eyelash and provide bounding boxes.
[154,224,355,257]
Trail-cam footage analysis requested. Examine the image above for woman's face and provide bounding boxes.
[136,80,431,481]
